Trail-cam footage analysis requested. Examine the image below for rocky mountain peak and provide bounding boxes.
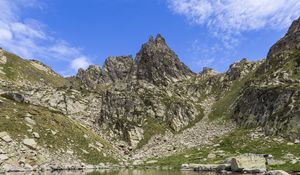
[267,17,300,59]
[133,34,195,86]
[287,17,300,35]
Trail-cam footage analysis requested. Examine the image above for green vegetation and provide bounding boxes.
[0,97,117,164]
[136,117,167,149]
[0,51,68,87]
[208,77,248,120]
[149,128,300,172]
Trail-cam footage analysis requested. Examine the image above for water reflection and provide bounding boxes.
[5,169,215,175]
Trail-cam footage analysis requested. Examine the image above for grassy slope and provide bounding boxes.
[0,97,118,164]
[0,51,68,87]
[148,128,300,172]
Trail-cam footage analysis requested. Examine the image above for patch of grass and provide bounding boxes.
[0,98,118,164]
[150,128,300,172]
[208,78,247,120]
[136,117,167,149]
[1,51,68,87]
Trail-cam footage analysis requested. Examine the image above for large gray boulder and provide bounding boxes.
[231,154,267,173]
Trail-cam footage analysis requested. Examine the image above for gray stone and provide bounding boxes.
[231,154,267,173]
[22,139,37,150]
[0,154,9,163]
[0,132,12,143]
[1,92,25,103]
[33,132,40,139]
[25,117,36,125]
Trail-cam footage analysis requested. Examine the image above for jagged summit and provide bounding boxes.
[132,34,195,86]
[147,34,166,44]
[77,34,195,87]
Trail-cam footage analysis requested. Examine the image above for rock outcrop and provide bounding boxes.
[233,17,300,140]
[76,55,134,88]
[132,34,195,86]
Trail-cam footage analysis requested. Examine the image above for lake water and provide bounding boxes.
[5,169,216,175]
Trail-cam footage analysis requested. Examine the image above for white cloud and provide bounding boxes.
[167,0,300,33]
[168,0,300,71]
[0,0,92,76]
[71,57,91,71]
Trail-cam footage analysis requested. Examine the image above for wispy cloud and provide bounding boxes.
[167,0,300,71]
[0,0,92,76]
[167,0,300,34]
[187,39,235,72]
[71,57,91,71]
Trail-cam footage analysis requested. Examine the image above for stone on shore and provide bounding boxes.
[231,153,266,173]
[265,170,290,175]
[181,163,230,172]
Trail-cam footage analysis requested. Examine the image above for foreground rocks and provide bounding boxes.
[265,170,290,175]
[182,153,268,174]
[231,153,267,173]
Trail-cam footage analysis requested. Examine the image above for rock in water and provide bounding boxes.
[231,154,266,173]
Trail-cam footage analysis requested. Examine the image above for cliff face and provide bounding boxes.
[233,17,300,139]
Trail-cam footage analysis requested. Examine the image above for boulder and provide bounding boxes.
[22,139,37,150]
[265,170,290,175]
[231,154,266,173]
[1,92,25,103]
[0,132,12,143]
[33,132,40,139]
[25,117,36,126]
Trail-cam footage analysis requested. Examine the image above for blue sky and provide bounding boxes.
[0,0,300,76]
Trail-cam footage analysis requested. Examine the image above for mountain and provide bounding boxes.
[0,18,300,172]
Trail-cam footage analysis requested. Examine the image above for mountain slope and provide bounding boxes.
[0,49,68,88]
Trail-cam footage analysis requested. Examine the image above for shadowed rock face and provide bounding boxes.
[132,34,195,86]
[233,17,300,139]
